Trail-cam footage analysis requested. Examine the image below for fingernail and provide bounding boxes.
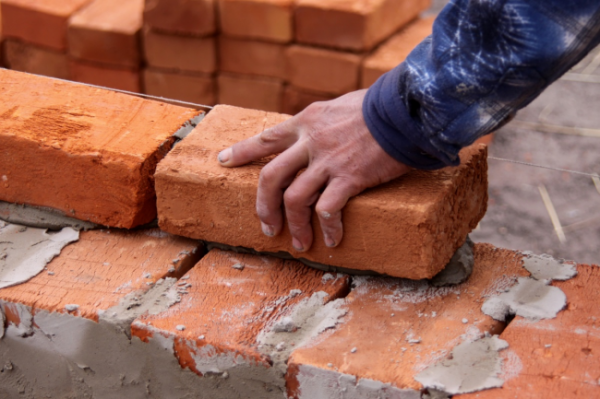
[218,148,232,164]
[261,223,275,237]
[325,235,336,248]
[292,237,304,252]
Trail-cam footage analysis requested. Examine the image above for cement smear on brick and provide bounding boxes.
[0,201,98,231]
[173,113,205,141]
[521,252,577,281]
[0,223,79,289]
[415,336,509,395]
[431,237,474,287]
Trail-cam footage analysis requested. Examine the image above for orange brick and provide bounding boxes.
[295,0,430,51]
[143,68,216,105]
[69,59,141,92]
[282,86,336,115]
[286,244,529,397]
[0,228,202,323]
[218,73,284,112]
[68,0,144,68]
[144,0,216,37]
[219,0,293,43]
[219,36,286,80]
[361,16,434,88]
[286,45,362,96]
[155,105,488,279]
[132,248,349,376]
[456,263,600,399]
[143,28,216,74]
[1,0,91,51]
[3,38,70,79]
[0,69,200,228]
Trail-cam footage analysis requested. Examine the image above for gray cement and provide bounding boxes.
[415,336,509,395]
[431,237,474,287]
[0,223,79,289]
[521,252,578,281]
[0,201,98,231]
[173,113,206,141]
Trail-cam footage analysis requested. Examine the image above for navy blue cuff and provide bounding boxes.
[363,66,456,170]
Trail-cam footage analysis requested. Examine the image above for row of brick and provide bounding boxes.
[0,0,433,113]
[2,222,597,397]
[0,68,488,278]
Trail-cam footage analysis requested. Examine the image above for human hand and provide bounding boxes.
[217,89,411,252]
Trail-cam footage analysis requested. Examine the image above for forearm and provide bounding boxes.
[364,0,600,169]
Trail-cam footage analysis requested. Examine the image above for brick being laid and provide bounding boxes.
[131,248,350,396]
[219,0,294,43]
[286,244,530,398]
[155,105,488,279]
[361,16,434,88]
[0,226,204,397]
[1,0,91,51]
[0,69,201,228]
[295,0,431,52]
[68,0,144,68]
[218,73,285,112]
[3,38,70,79]
[69,59,141,92]
[143,0,216,37]
[143,68,216,105]
[286,45,363,96]
[219,36,286,80]
[143,28,216,74]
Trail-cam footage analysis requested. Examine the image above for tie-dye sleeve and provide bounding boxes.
[363,0,600,169]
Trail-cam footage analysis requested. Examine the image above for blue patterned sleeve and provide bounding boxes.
[363,0,600,169]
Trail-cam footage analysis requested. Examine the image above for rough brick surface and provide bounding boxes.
[155,105,488,279]
[286,244,530,397]
[218,73,284,112]
[295,0,430,51]
[219,36,286,80]
[132,248,349,376]
[143,28,216,74]
[69,59,141,92]
[361,16,434,88]
[286,45,362,95]
[282,86,336,115]
[68,0,144,68]
[144,0,216,37]
[219,0,293,43]
[1,0,91,51]
[0,228,202,323]
[0,69,200,228]
[457,263,600,399]
[143,68,216,105]
[3,38,70,79]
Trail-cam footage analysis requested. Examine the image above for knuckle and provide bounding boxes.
[259,163,278,182]
[283,188,303,208]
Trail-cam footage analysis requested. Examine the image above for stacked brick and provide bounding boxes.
[1,0,434,113]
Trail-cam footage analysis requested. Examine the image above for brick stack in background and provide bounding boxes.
[142,0,217,105]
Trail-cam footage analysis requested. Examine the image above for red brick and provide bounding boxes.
[1,0,91,51]
[219,36,286,80]
[0,228,202,323]
[144,0,216,37]
[282,86,336,115]
[132,248,349,376]
[3,38,70,79]
[68,0,144,68]
[286,45,362,96]
[361,16,434,88]
[155,105,488,279]
[286,245,529,397]
[295,0,430,51]
[218,73,284,112]
[69,59,141,92]
[456,263,600,399]
[143,28,216,74]
[0,69,200,228]
[143,68,216,105]
[219,0,293,43]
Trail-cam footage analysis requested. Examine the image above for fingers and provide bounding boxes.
[283,168,328,252]
[315,178,364,248]
[218,118,298,167]
[256,144,309,238]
